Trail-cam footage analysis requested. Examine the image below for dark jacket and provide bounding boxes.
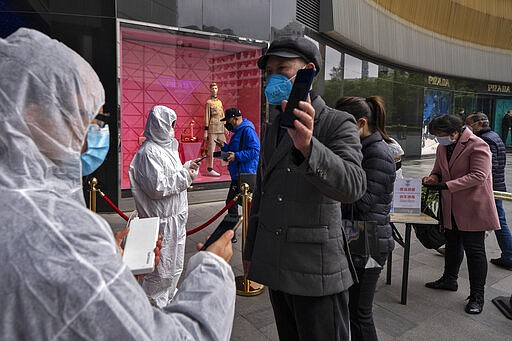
[221,118,260,180]
[243,96,366,297]
[502,113,512,129]
[475,127,507,192]
[342,132,396,266]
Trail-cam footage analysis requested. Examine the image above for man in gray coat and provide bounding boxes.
[243,37,366,340]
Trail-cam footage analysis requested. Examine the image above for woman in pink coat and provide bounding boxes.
[422,114,499,314]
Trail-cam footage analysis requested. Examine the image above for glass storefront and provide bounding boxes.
[3,0,512,206]
[119,23,265,189]
[118,0,270,40]
[318,46,512,157]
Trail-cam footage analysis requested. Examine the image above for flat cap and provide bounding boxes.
[257,37,322,74]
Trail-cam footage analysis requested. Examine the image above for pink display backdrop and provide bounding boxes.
[120,27,263,189]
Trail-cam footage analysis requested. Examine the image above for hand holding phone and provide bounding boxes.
[280,68,316,129]
[213,151,229,161]
[200,229,234,262]
[200,217,240,251]
[194,155,207,164]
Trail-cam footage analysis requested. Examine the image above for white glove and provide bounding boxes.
[188,168,198,180]
[184,160,199,180]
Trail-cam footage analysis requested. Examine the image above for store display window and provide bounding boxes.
[120,25,264,188]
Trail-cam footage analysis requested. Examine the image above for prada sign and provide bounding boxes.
[427,76,450,87]
[487,84,511,94]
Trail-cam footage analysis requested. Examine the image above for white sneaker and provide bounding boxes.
[205,169,221,177]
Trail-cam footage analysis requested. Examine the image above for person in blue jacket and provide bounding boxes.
[216,108,260,217]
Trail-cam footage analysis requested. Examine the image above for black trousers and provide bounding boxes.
[349,266,384,341]
[268,289,350,341]
[444,218,487,297]
[502,127,510,145]
[225,180,240,216]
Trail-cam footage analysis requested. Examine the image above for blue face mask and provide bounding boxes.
[81,123,110,176]
[437,135,456,146]
[264,74,295,105]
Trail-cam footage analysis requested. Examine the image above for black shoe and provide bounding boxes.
[490,258,512,270]
[425,277,458,291]
[465,294,484,314]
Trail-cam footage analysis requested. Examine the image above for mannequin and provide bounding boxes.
[204,82,226,176]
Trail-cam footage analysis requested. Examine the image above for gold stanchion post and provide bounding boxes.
[88,177,98,212]
[235,183,264,296]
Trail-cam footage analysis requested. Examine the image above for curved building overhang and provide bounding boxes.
[320,0,512,83]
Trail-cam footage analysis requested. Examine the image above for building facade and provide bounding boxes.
[2,0,511,210]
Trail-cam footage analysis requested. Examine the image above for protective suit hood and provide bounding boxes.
[144,105,178,149]
[0,28,104,197]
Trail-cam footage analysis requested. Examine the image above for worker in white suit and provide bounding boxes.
[130,105,201,307]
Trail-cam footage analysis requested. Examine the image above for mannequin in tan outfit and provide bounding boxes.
[204,82,226,176]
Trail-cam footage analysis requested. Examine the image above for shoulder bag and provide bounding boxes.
[342,205,380,268]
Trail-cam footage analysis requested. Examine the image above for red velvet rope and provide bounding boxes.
[98,191,130,221]
[186,197,238,236]
[98,189,239,237]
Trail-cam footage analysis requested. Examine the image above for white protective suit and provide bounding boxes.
[388,137,405,179]
[0,28,235,340]
[129,105,196,307]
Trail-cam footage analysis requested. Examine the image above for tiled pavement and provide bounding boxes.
[101,156,512,340]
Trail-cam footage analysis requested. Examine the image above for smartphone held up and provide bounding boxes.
[200,217,241,251]
[280,68,316,129]
[194,155,207,164]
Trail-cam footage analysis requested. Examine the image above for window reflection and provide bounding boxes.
[271,0,297,39]
[330,53,425,158]
[322,45,343,108]
[344,54,362,79]
[180,0,270,40]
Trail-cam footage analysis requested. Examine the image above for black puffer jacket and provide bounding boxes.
[475,127,507,192]
[342,132,396,266]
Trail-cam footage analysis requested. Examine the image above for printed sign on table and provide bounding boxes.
[392,178,422,215]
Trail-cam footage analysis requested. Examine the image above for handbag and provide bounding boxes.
[342,205,380,268]
[413,187,446,249]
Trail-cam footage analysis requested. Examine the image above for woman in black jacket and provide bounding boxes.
[336,96,396,341]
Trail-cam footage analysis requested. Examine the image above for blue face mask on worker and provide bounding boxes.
[437,135,456,146]
[81,123,110,176]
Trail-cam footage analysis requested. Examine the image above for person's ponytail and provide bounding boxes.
[366,96,391,143]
